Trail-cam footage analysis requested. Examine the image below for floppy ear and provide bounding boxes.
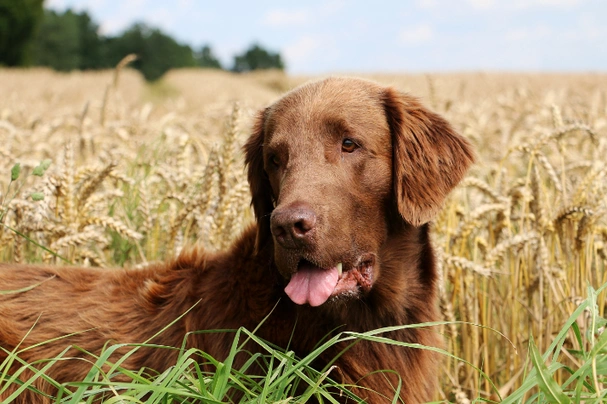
[244,108,274,252]
[382,87,475,226]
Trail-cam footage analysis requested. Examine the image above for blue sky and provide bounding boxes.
[47,0,606,74]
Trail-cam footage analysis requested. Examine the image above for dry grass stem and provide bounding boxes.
[1,69,606,400]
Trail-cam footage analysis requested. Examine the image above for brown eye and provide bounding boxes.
[342,138,358,153]
[270,155,280,167]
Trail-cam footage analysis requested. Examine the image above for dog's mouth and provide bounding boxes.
[284,255,375,307]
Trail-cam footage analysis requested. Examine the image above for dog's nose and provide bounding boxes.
[271,202,316,248]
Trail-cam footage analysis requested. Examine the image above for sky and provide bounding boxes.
[46,0,606,74]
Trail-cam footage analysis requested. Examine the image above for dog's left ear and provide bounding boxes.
[244,108,274,252]
[382,87,475,226]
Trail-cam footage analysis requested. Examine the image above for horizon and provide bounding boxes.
[46,0,606,75]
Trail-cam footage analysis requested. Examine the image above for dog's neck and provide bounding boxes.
[144,222,439,401]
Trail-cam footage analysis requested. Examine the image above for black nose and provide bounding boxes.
[271,202,317,248]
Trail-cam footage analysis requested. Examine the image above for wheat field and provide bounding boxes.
[1,66,606,402]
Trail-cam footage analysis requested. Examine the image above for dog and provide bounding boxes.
[0,77,474,403]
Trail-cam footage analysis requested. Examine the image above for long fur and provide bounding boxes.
[0,77,474,403]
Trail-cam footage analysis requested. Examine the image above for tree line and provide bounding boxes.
[0,1,285,81]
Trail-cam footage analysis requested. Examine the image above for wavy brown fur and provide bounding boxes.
[0,77,474,403]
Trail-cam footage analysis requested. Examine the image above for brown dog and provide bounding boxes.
[0,77,474,403]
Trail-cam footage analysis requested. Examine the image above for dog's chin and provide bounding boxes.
[279,252,376,307]
[330,257,375,298]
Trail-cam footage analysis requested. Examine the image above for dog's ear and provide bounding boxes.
[382,87,475,226]
[244,108,274,252]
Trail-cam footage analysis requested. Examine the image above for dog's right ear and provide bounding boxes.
[382,88,475,226]
[244,108,274,253]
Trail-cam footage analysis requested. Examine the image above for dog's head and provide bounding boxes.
[245,77,474,307]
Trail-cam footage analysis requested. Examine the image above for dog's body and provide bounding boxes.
[0,77,474,403]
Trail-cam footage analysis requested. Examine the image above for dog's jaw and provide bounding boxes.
[283,254,376,307]
[284,261,339,306]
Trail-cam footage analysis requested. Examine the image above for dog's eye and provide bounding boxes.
[342,138,359,153]
[269,155,280,167]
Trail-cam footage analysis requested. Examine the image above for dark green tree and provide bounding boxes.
[103,24,146,69]
[196,45,221,69]
[0,0,44,66]
[31,9,106,71]
[232,43,284,73]
[32,9,81,71]
[77,11,105,70]
[105,23,197,81]
[16,7,223,79]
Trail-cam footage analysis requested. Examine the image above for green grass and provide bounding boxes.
[1,322,444,403]
[503,283,607,404]
[2,287,606,403]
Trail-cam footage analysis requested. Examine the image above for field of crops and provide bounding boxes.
[1,67,606,402]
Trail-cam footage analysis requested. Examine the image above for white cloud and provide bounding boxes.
[262,9,310,27]
[47,0,107,13]
[177,0,194,9]
[262,3,344,27]
[467,0,583,10]
[467,0,496,9]
[282,35,341,73]
[504,15,602,43]
[542,0,583,4]
[97,0,150,35]
[99,18,131,35]
[400,24,434,45]
[504,24,552,41]
[146,7,178,33]
[510,0,584,9]
[415,0,439,8]
[46,0,68,8]
[563,13,604,40]
[530,0,583,6]
[283,36,323,64]
[319,0,346,16]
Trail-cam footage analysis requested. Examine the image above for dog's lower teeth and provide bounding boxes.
[337,262,343,276]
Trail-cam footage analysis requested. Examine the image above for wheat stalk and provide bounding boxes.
[51,229,108,250]
[3,69,607,400]
[83,216,143,241]
[485,232,539,267]
[445,254,493,277]
[460,177,507,203]
[452,203,508,241]
[60,142,76,225]
[551,104,564,128]
[535,151,562,195]
[77,162,117,209]
[101,54,137,126]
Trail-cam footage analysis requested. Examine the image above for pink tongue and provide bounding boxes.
[284,264,339,307]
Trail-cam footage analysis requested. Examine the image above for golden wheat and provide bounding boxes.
[1,68,606,401]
